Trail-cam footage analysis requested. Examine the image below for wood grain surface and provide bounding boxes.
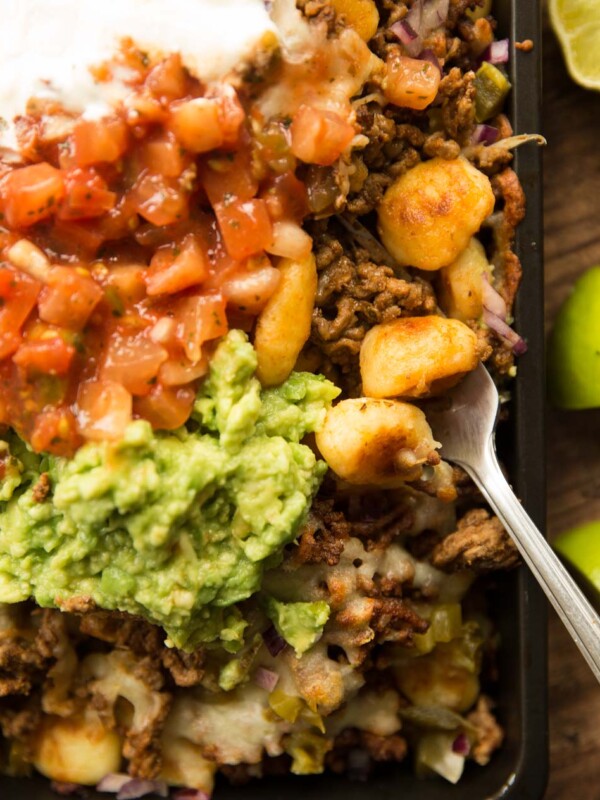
[543,7,600,798]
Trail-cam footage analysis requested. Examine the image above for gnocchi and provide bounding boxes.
[377,157,495,271]
[315,397,440,487]
[254,254,317,387]
[360,316,479,399]
[438,237,489,323]
[328,0,380,42]
[31,712,122,785]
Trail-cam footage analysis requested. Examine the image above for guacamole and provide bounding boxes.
[264,597,331,656]
[0,331,339,650]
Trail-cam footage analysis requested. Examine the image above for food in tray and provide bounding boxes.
[0,0,535,795]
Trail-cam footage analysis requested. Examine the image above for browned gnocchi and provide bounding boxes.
[255,254,318,387]
[376,157,495,271]
[360,316,479,399]
[315,397,440,487]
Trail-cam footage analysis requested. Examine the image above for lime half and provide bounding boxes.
[550,0,600,90]
[548,266,600,409]
[554,521,600,592]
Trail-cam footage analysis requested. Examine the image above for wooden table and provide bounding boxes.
[543,9,600,797]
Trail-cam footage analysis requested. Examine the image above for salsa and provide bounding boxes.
[0,45,354,456]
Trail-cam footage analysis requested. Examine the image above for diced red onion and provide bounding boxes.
[483,38,510,65]
[482,274,507,319]
[97,774,131,793]
[118,780,168,800]
[421,0,450,32]
[471,124,499,146]
[452,733,471,756]
[391,0,449,56]
[418,48,441,73]
[262,625,287,657]
[254,666,280,692]
[390,19,418,46]
[173,790,211,800]
[483,309,527,355]
[50,783,84,797]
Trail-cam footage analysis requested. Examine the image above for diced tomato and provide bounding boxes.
[290,105,355,167]
[260,171,309,223]
[213,84,246,148]
[145,233,209,296]
[76,379,132,442]
[94,195,139,240]
[200,147,258,206]
[30,406,82,456]
[139,131,187,177]
[145,53,187,101]
[133,384,195,430]
[174,293,228,362]
[100,332,168,396]
[0,267,41,359]
[49,219,106,260]
[129,172,188,226]
[124,90,166,126]
[70,116,129,167]
[168,98,224,153]
[13,337,76,376]
[38,266,104,330]
[221,262,281,314]
[58,167,117,220]
[158,355,209,386]
[1,163,65,228]
[104,266,147,310]
[384,54,441,111]
[214,198,272,260]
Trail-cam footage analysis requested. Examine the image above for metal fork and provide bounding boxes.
[426,363,600,683]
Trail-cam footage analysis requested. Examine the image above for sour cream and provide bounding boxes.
[0,0,276,132]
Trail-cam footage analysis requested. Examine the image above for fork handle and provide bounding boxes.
[464,438,600,684]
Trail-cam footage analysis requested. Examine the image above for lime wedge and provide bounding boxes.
[548,266,600,409]
[549,0,600,90]
[554,521,600,592]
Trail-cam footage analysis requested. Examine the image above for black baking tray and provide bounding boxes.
[2,0,547,798]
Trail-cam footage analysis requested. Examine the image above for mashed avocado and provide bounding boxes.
[0,331,339,650]
[264,597,330,656]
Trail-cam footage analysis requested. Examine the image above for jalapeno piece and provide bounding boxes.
[474,61,512,122]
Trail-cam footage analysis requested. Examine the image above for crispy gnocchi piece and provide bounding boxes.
[328,0,380,41]
[377,157,495,271]
[31,712,122,785]
[255,254,317,387]
[438,237,489,323]
[315,397,440,487]
[360,316,478,399]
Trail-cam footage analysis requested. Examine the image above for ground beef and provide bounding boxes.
[490,168,526,308]
[309,225,436,393]
[438,67,477,145]
[429,508,519,572]
[78,609,205,688]
[466,695,504,765]
[0,638,45,698]
[31,472,51,504]
[292,499,351,567]
[370,597,429,643]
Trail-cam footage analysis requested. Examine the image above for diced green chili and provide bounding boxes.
[474,62,511,122]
